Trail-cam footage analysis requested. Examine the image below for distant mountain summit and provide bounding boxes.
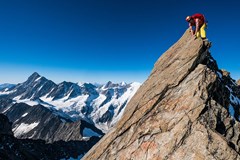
[4,72,57,100]
[83,30,240,159]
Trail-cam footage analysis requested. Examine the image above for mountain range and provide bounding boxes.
[0,73,140,134]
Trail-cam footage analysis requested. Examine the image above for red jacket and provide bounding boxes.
[191,13,205,27]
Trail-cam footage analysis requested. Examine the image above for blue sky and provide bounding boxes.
[0,0,240,84]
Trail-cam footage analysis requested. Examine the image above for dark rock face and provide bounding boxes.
[0,114,100,160]
[98,105,115,123]
[0,98,12,110]
[0,102,103,143]
[0,114,13,135]
[83,30,240,159]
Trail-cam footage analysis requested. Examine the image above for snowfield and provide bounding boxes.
[13,122,39,137]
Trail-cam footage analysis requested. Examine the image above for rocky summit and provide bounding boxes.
[83,30,240,160]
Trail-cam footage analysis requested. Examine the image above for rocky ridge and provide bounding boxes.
[83,30,240,160]
[0,114,99,160]
[0,101,103,143]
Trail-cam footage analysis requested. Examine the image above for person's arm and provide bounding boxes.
[188,23,194,35]
[195,18,200,35]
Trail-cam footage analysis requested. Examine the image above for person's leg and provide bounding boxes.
[200,23,206,39]
[201,23,211,47]
[196,30,200,38]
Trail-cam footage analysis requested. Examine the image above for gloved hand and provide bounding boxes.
[193,35,197,40]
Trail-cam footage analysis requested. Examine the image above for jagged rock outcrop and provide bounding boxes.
[221,69,230,77]
[237,79,240,86]
[83,30,240,160]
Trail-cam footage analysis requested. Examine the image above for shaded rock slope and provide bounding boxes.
[0,101,103,143]
[83,30,240,160]
[0,114,100,160]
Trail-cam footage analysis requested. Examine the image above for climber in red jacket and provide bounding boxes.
[186,13,207,39]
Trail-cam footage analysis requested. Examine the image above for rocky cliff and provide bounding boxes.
[0,113,13,135]
[83,30,240,160]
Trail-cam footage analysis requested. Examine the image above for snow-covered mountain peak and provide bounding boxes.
[103,81,114,89]
[28,72,41,81]
[101,81,129,90]
[120,81,127,86]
